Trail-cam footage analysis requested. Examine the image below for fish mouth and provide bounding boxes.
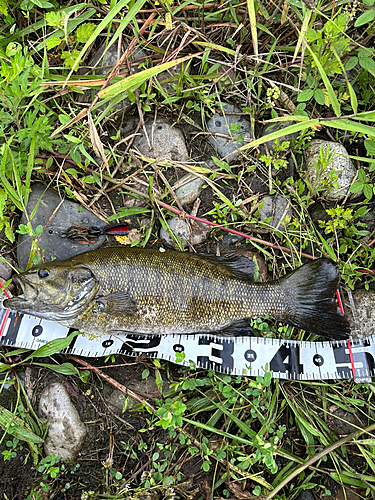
[3,275,39,310]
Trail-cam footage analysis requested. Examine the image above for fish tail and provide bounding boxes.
[279,258,351,339]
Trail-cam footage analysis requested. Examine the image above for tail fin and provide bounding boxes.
[279,258,351,339]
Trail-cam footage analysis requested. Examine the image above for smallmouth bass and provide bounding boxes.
[3,247,350,339]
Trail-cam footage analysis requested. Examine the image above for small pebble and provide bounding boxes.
[259,194,292,231]
[160,218,210,248]
[174,174,204,205]
[206,103,252,161]
[0,259,13,281]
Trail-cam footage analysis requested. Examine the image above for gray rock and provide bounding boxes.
[133,119,188,161]
[107,389,128,414]
[352,289,375,334]
[174,174,205,205]
[328,406,364,435]
[304,140,358,201]
[261,121,296,154]
[296,492,315,500]
[0,259,13,281]
[17,184,105,271]
[221,233,245,246]
[360,205,375,232]
[160,218,210,248]
[38,382,86,462]
[259,194,292,231]
[206,103,252,161]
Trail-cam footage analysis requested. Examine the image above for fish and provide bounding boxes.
[3,247,351,339]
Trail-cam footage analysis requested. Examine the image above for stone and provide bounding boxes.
[304,140,358,201]
[17,184,105,271]
[38,382,86,462]
[0,259,13,281]
[206,103,252,161]
[174,174,205,205]
[259,194,293,231]
[352,289,375,334]
[295,492,315,500]
[107,389,128,414]
[133,119,188,162]
[160,218,210,248]
[221,233,245,246]
[327,406,364,435]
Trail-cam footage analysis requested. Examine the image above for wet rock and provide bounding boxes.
[221,233,245,246]
[360,205,375,232]
[259,194,293,231]
[296,491,315,500]
[260,121,296,154]
[327,406,364,435]
[38,382,86,462]
[174,174,205,205]
[160,218,210,248]
[129,376,166,395]
[133,119,188,161]
[304,140,358,201]
[107,389,127,414]
[17,184,105,271]
[352,289,375,334]
[206,103,252,161]
[0,258,13,281]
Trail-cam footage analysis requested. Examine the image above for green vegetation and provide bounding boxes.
[1,0,375,497]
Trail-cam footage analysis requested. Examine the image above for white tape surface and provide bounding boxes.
[0,303,373,381]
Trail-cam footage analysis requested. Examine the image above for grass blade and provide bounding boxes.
[305,42,341,116]
[246,0,258,58]
[98,53,197,99]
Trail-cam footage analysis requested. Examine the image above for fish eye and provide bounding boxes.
[38,269,49,279]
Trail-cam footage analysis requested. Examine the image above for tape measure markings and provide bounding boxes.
[0,304,373,381]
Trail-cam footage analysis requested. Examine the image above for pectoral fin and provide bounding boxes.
[96,292,137,315]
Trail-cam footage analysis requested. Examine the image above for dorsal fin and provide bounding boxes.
[196,253,262,282]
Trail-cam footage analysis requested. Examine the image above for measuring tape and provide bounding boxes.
[0,298,373,383]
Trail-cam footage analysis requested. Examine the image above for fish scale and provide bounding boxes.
[4,248,351,339]
[68,248,276,335]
